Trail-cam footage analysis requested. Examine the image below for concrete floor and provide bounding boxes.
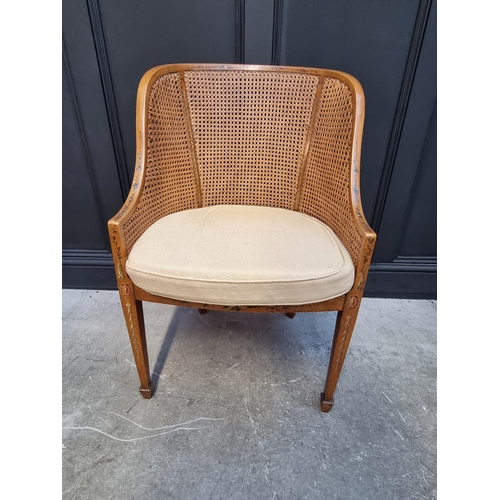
[62,290,436,500]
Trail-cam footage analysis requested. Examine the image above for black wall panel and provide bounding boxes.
[375,0,437,262]
[368,0,436,297]
[245,0,274,64]
[281,0,422,222]
[97,0,239,181]
[63,0,128,268]
[398,114,437,258]
[62,61,106,250]
[62,0,437,298]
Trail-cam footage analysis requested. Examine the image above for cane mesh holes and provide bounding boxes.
[184,71,319,209]
[299,77,362,264]
[123,72,198,253]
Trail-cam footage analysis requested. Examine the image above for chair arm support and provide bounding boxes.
[349,224,377,297]
[348,162,377,295]
[108,66,200,264]
[108,152,147,281]
[108,67,155,263]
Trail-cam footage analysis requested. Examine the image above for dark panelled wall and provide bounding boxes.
[62,0,436,298]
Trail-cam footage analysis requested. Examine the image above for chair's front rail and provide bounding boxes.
[108,63,376,410]
[134,286,346,313]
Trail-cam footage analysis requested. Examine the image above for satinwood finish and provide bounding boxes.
[108,64,376,412]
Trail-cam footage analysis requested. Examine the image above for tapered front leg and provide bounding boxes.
[109,222,152,398]
[320,296,361,412]
[118,286,152,399]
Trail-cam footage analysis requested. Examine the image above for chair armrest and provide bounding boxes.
[107,66,160,269]
[349,166,377,295]
[298,72,376,296]
[108,154,146,281]
[342,77,377,294]
[108,66,200,280]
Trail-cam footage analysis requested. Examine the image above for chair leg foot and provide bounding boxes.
[285,312,295,319]
[139,383,153,399]
[320,302,361,413]
[320,392,334,412]
[198,308,208,315]
[118,296,153,398]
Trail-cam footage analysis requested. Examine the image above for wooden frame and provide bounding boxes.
[108,64,376,412]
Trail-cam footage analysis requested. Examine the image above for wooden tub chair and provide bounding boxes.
[108,64,376,412]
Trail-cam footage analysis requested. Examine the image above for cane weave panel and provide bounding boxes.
[298,77,362,264]
[184,70,319,209]
[123,72,198,253]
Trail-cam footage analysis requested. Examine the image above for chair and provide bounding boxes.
[108,64,376,412]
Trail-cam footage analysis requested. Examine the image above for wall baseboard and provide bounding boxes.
[365,260,436,299]
[63,249,117,289]
[62,250,437,299]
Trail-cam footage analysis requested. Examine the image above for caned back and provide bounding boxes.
[123,72,199,251]
[184,70,319,209]
[298,77,360,262]
[127,65,361,262]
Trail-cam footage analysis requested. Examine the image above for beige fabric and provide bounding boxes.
[126,205,354,306]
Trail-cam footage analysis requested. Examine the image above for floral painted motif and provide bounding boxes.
[335,315,351,375]
[125,303,141,360]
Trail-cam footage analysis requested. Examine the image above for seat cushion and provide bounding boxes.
[126,205,354,306]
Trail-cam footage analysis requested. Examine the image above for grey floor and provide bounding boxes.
[62,290,436,500]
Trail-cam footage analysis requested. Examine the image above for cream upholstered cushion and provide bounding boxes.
[126,205,354,306]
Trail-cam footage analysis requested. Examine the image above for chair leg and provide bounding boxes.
[320,302,360,412]
[119,294,152,399]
